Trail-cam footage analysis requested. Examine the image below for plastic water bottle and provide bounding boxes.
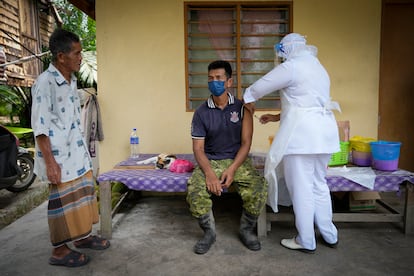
[130,128,140,159]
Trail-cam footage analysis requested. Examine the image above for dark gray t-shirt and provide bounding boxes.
[191,93,244,160]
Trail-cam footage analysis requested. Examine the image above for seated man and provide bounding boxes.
[187,60,268,254]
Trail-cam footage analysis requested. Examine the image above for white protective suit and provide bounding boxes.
[243,33,340,249]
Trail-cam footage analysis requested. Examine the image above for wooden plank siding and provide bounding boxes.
[39,12,55,50]
[0,0,57,87]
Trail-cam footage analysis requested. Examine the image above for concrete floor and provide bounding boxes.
[0,178,48,230]
[0,192,413,276]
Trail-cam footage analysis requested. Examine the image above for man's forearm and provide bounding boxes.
[35,135,56,165]
[194,149,215,178]
[229,142,250,171]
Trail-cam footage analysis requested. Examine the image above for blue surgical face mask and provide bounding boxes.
[208,80,226,96]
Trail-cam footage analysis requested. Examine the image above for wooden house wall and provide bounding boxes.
[0,0,56,87]
[39,9,55,52]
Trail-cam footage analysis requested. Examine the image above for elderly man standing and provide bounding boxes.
[187,60,267,254]
[31,28,109,267]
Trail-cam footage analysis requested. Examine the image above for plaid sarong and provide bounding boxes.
[48,170,99,247]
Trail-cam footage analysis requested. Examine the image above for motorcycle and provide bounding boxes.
[0,124,36,192]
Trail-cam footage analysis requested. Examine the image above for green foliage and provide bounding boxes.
[41,45,52,72]
[112,182,128,194]
[52,0,98,88]
[0,85,23,109]
[0,85,31,126]
[0,1,97,126]
[79,50,97,87]
[54,0,96,51]
[95,181,129,211]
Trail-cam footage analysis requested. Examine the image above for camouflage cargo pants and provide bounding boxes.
[186,158,268,218]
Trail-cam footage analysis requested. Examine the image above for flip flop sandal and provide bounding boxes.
[75,235,110,250]
[49,250,89,267]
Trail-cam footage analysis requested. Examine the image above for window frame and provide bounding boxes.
[184,1,293,112]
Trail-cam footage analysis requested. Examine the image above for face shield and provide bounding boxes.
[274,33,307,60]
[275,43,285,55]
[274,43,285,66]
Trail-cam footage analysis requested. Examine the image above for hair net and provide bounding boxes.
[275,33,318,60]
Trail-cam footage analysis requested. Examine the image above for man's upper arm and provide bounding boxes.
[241,105,253,145]
[192,138,205,152]
[191,110,206,139]
[31,81,51,137]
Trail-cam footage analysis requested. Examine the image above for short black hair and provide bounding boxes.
[49,28,80,62]
[208,60,232,78]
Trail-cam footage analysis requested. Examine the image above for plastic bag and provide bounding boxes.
[169,159,194,173]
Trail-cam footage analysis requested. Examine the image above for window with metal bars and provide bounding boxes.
[185,2,292,111]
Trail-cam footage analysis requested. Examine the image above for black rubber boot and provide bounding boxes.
[239,210,261,251]
[194,210,216,254]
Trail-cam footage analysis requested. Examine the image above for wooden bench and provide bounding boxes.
[257,171,414,237]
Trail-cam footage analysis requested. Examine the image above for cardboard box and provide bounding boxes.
[337,120,350,142]
[349,191,380,211]
[250,152,266,169]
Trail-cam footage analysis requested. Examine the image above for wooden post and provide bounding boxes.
[99,180,112,239]
[404,182,414,234]
[257,205,267,238]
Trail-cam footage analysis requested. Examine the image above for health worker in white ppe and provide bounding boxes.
[243,33,341,253]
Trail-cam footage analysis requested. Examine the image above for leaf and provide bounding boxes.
[79,51,97,86]
[0,85,23,106]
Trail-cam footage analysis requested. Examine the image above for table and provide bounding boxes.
[97,154,194,239]
[98,154,194,193]
[97,154,414,239]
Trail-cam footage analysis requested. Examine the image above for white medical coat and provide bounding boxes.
[243,51,340,212]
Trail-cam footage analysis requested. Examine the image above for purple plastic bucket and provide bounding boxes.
[371,159,399,171]
[370,141,401,171]
[352,151,372,166]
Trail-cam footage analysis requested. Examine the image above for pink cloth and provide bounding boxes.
[169,159,194,173]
